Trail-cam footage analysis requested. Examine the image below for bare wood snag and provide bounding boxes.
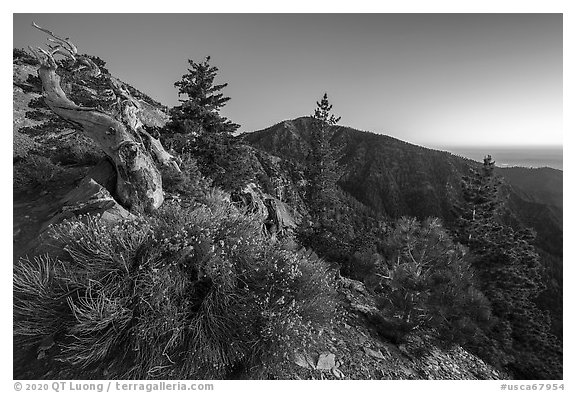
[29,23,179,211]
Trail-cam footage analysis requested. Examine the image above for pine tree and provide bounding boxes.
[166,56,251,190]
[453,155,562,379]
[170,56,238,135]
[306,93,341,223]
[371,217,492,344]
[297,93,350,266]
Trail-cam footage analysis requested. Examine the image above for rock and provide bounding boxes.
[232,182,300,236]
[349,303,379,316]
[136,100,169,128]
[293,351,316,370]
[234,183,268,222]
[331,367,345,379]
[41,176,135,232]
[293,352,312,369]
[316,352,336,370]
[265,197,297,231]
[399,365,418,378]
[339,276,369,295]
[363,347,386,360]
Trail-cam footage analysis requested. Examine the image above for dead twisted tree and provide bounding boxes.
[29,23,180,211]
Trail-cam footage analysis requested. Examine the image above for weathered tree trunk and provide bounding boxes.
[29,23,179,211]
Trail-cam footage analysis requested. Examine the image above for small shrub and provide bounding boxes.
[14,48,39,66]
[161,154,210,199]
[13,132,37,160]
[14,196,336,379]
[13,154,66,191]
[28,95,48,109]
[24,109,48,122]
[16,74,43,94]
[18,116,73,138]
[47,135,103,167]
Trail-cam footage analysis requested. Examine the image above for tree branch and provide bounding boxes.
[27,23,181,211]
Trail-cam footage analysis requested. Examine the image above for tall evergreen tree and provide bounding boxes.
[166,56,251,189]
[306,93,341,223]
[297,93,351,266]
[170,56,238,135]
[453,155,562,379]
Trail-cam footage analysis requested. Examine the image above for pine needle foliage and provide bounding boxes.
[364,217,492,345]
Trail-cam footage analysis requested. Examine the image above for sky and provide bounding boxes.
[12,13,562,148]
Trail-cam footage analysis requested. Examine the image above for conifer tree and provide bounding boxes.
[170,56,238,135]
[167,56,250,189]
[453,155,562,379]
[297,93,351,266]
[372,217,492,344]
[306,93,341,223]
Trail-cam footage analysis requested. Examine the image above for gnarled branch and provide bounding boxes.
[29,23,179,211]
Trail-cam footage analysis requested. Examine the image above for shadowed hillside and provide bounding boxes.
[243,117,562,238]
[243,117,563,338]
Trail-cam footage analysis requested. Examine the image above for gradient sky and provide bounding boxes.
[13,13,562,148]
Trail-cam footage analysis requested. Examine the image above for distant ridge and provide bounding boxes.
[243,117,563,337]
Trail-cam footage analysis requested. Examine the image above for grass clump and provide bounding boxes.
[14,195,336,379]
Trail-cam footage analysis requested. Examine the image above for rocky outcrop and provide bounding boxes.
[232,182,300,237]
[42,179,135,232]
[41,160,134,231]
[242,145,307,212]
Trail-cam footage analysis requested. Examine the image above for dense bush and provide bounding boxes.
[14,196,336,379]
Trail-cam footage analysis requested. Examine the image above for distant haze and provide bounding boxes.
[13,13,562,148]
[438,145,563,170]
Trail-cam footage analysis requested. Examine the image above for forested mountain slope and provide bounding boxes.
[243,117,563,338]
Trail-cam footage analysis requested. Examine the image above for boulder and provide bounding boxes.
[42,174,134,232]
[316,353,336,370]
